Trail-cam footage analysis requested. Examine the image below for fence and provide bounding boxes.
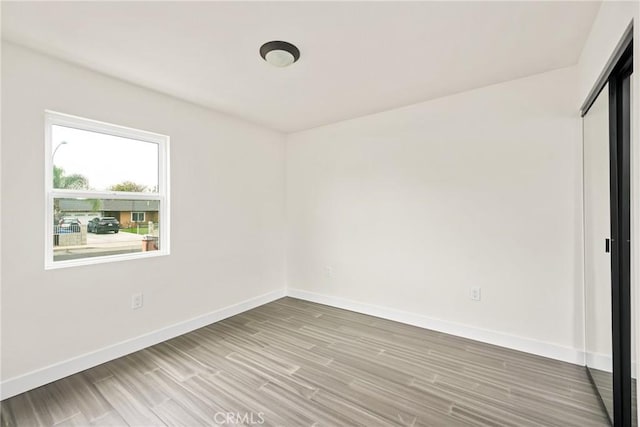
[119,222,159,237]
[53,224,87,247]
[53,222,159,247]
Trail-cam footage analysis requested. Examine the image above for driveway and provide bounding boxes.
[87,231,144,247]
[54,231,147,262]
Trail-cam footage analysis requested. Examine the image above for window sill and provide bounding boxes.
[45,249,170,270]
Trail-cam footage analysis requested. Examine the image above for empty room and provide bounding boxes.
[1,1,639,426]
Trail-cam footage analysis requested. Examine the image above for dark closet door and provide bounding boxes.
[609,47,633,426]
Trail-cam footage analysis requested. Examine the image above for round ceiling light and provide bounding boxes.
[260,41,300,67]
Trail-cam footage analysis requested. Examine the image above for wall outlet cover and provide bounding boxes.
[132,293,144,310]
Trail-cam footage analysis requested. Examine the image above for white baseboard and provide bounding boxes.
[586,351,613,373]
[287,288,585,366]
[0,289,286,400]
[585,352,638,379]
[0,286,588,400]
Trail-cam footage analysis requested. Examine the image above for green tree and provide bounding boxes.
[109,181,147,192]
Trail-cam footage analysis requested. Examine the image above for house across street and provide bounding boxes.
[57,199,159,229]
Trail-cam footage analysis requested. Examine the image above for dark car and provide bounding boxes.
[88,217,120,234]
[58,217,81,233]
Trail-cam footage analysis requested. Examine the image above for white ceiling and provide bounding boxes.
[2,1,600,133]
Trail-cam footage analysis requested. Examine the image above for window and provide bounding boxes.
[45,111,170,269]
[131,212,145,222]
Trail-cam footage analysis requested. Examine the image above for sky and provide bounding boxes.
[52,125,158,191]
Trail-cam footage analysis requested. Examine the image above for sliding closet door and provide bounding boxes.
[583,36,633,426]
[584,83,614,422]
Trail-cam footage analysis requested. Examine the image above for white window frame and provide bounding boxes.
[131,212,145,222]
[45,111,170,269]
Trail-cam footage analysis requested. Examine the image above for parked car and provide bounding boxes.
[88,217,120,234]
[58,217,81,233]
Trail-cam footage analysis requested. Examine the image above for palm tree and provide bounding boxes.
[53,165,89,189]
[53,166,91,221]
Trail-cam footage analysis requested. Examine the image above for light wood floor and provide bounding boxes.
[1,297,609,426]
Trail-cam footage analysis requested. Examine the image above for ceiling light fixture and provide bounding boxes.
[260,41,300,67]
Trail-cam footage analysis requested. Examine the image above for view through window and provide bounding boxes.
[46,112,169,268]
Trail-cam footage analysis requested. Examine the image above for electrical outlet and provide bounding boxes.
[470,287,481,301]
[131,292,144,310]
[325,266,334,279]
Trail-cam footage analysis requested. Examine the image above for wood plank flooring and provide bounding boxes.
[1,297,610,426]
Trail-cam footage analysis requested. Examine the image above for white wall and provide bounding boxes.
[286,66,584,359]
[1,42,286,386]
[577,1,637,105]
